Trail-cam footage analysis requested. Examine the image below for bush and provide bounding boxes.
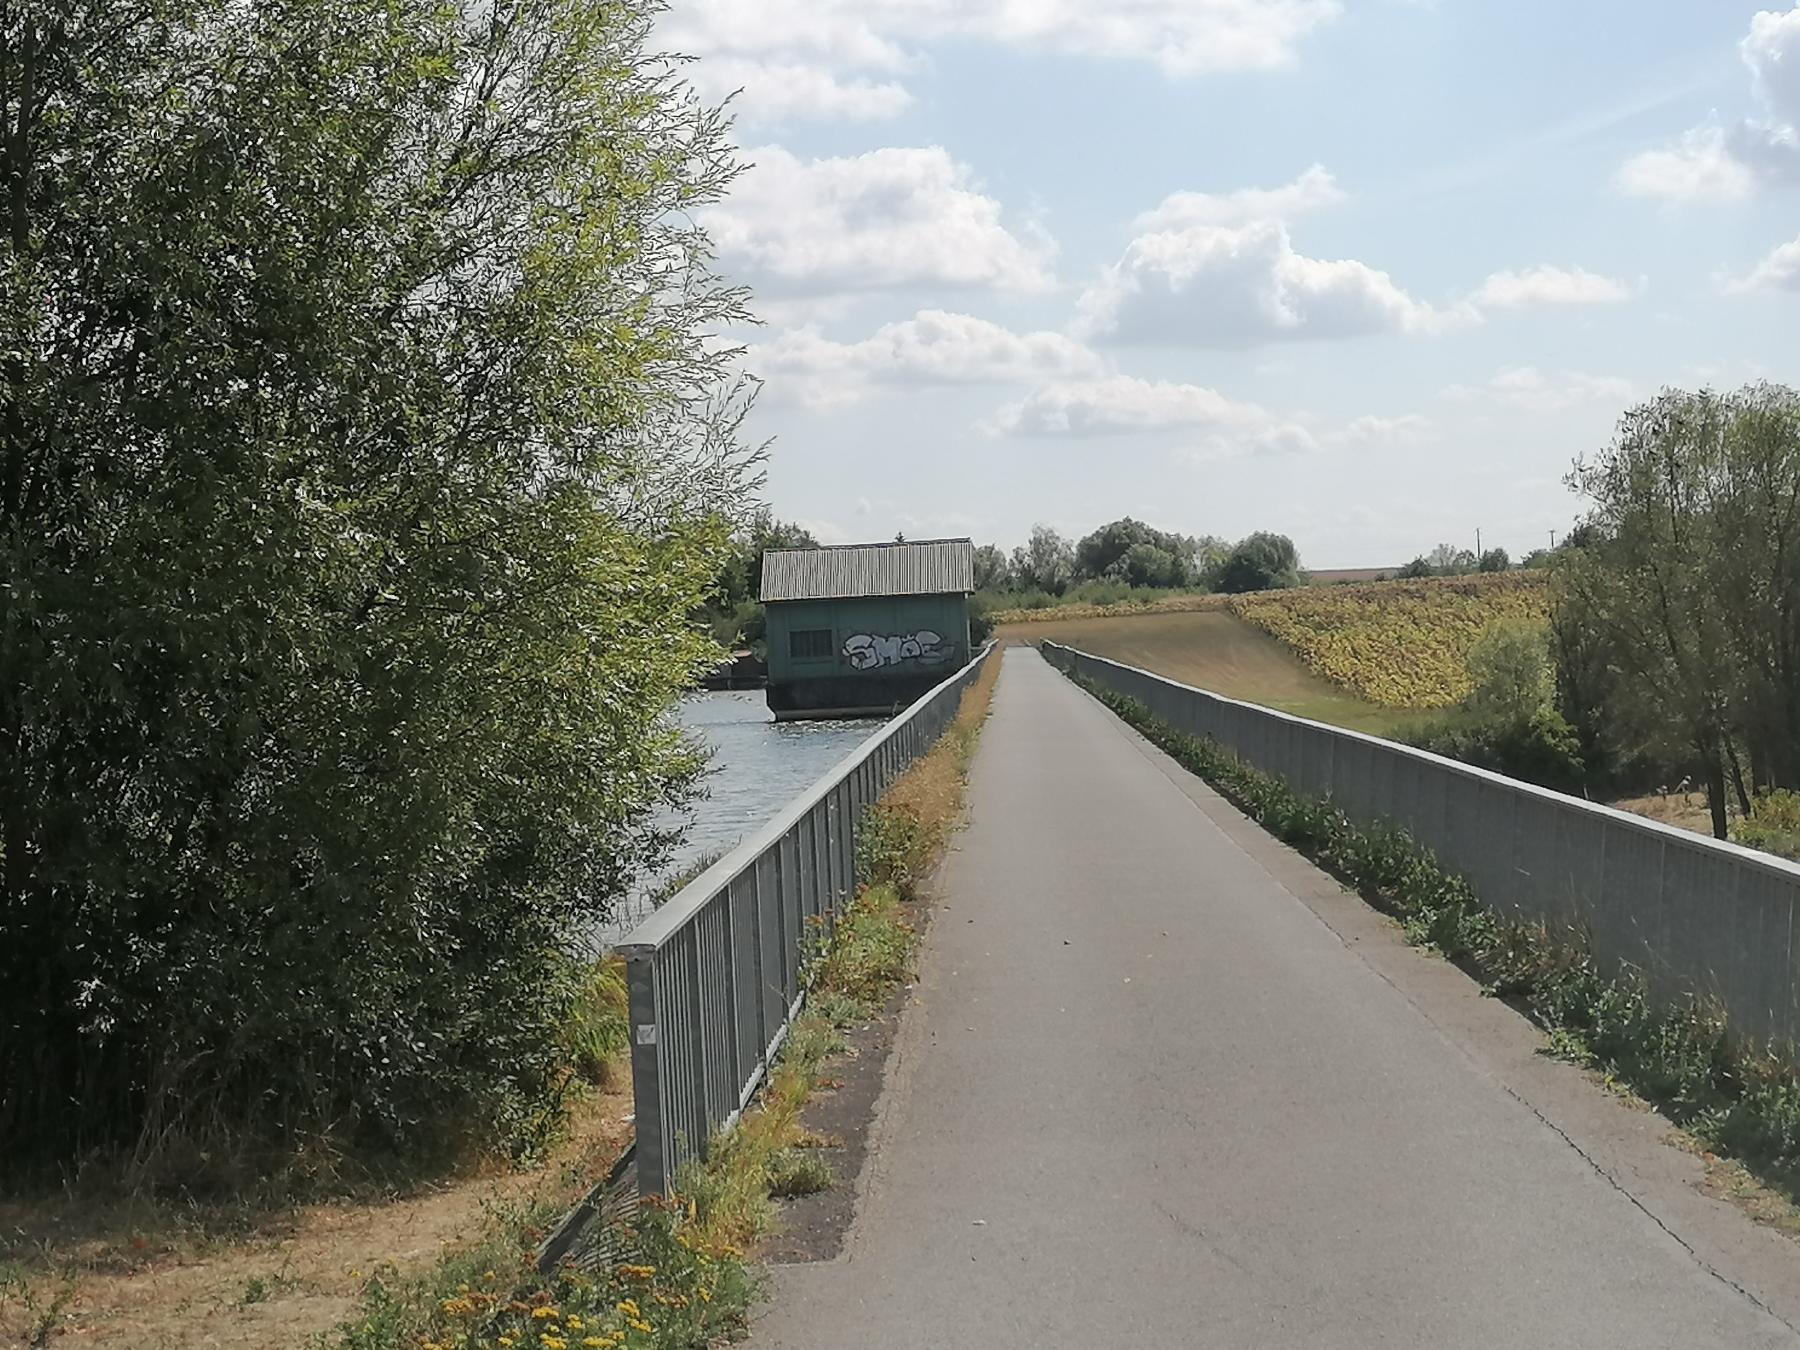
[1,0,751,1182]
[563,962,631,1088]
[1410,708,1588,793]
[969,594,998,645]
[1464,620,1556,725]
[1733,791,1800,861]
[1215,532,1301,594]
[1408,619,1587,791]
[766,1148,835,1198]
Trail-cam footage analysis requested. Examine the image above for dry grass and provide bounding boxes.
[1610,791,1719,837]
[0,1075,635,1348]
[883,647,1001,831]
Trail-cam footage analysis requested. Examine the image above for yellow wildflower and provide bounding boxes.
[498,1340,515,1348]
[697,1287,712,1304]
[566,1316,583,1330]
[628,1319,653,1334]
[531,1307,561,1321]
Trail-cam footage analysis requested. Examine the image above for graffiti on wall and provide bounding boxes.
[843,630,952,671]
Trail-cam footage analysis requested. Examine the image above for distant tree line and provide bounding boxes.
[1397,543,1520,578]
[700,517,1305,653]
[981,520,1301,599]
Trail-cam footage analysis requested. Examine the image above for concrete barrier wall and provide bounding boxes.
[1041,642,1800,1049]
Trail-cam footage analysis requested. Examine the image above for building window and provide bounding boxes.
[789,628,834,661]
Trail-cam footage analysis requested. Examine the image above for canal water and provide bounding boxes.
[606,691,883,937]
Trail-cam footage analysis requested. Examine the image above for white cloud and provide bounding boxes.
[1445,367,1635,412]
[666,0,1343,122]
[1133,166,1345,231]
[986,375,1286,438]
[695,58,913,121]
[1731,234,1800,291]
[1076,220,1464,346]
[1747,5,1800,126]
[1330,413,1433,446]
[797,518,857,545]
[749,310,1101,406]
[706,145,1055,296]
[953,0,1342,74]
[978,373,1443,474]
[1616,127,1757,203]
[1471,264,1636,309]
[980,376,1434,461]
[1616,6,1800,202]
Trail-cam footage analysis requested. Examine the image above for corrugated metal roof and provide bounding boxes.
[761,538,975,602]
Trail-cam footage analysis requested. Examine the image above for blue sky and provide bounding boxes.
[672,1,1800,567]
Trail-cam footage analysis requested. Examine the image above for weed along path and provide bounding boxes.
[749,648,1800,1350]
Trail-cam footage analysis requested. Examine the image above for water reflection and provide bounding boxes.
[603,692,882,939]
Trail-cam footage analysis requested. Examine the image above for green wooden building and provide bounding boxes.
[761,538,975,720]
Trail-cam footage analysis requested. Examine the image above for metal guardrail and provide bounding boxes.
[1043,641,1800,1050]
[618,644,997,1199]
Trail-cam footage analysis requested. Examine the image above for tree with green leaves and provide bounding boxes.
[971,543,1011,592]
[699,509,817,649]
[1465,621,1556,725]
[1410,619,1584,793]
[1427,543,1478,575]
[1072,517,1207,587]
[1010,523,1076,595]
[1215,531,1301,594]
[1557,388,1794,836]
[0,0,755,1177]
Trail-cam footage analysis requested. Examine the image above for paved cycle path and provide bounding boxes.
[750,648,1800,1349]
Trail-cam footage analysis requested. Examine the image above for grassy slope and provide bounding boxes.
[999,611,1430,738]
[1231,572,1551,708]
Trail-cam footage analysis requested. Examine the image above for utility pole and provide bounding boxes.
[1549,529,1557,550]
[1476,527,1482,559]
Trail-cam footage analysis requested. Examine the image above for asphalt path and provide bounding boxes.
[750,648,1800,1349]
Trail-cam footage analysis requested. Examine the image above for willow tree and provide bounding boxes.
[0,0,755,1176]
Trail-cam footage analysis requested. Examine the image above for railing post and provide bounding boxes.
[747,863,768,1089]
[624,950,667,1198]
[686,935,710,1166]
[720,879,744,1109]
